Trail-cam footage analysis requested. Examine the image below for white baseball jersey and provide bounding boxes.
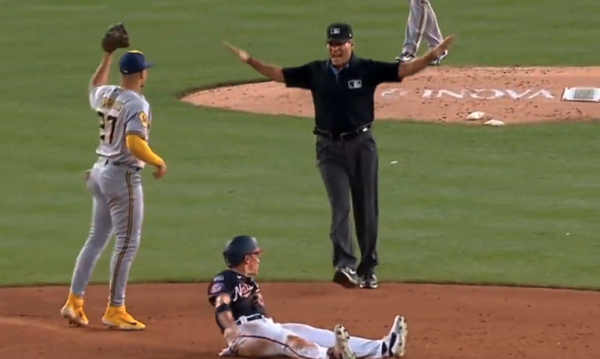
[89,85,152,168]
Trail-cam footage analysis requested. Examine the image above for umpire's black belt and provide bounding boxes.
[99,157,142,172]
[313,124,370,141]
[235,313,265,325]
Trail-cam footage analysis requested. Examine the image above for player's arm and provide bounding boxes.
[90,53,113,89]
[126,134,164,167]
[125,110,166,176]
[214,293,237,332]
[88,53,114,109]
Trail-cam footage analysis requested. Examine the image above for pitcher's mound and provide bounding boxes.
[181,66,600,124]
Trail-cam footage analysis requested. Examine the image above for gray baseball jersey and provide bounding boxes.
[89,85,152,168]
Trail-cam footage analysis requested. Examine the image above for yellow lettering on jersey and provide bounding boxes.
[139,112,148,127]
[101,97,116,108]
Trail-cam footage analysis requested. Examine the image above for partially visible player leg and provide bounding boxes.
[422,1,448,65]
[98,165,146,330]
[61,164,113,327]
[225,320,355,359]
[281,316,408,358]
[395,0,427,62]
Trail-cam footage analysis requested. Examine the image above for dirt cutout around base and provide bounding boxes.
[1,283,600,359]
[181,67,600,124]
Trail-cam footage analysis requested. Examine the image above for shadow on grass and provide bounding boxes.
[1,278,599,293]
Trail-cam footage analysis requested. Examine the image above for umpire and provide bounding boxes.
[224,23,453,289]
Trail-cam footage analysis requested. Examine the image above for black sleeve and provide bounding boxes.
[282,61,316,89]
[368,60,403,85]
[207,273,235,306]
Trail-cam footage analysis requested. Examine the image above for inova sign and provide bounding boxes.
[381,88,555,100]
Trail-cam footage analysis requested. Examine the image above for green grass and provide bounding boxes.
[1,0,599,289]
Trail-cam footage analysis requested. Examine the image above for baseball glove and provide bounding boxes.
[101,23,130,53]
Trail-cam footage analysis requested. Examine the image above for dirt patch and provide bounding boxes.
[1,283,599,359]
[181,67,600,125]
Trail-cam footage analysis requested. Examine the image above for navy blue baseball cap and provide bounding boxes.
[119,50,153,75]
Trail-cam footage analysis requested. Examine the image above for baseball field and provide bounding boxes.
[1,0,600,358]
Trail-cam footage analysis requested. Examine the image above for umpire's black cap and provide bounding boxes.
[326,22,353,43]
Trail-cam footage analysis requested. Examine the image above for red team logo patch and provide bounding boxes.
[210,282,224,294]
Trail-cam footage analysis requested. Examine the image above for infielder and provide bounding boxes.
[207,235,408,359]
[60,24,167,330]
[395,0,448,66]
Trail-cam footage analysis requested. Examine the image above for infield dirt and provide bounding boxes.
[181,67,600,124]
[1,283,600,359]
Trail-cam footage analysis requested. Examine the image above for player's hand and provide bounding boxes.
[224,326,240,344]
[153,161,167,179]
[223,42,250,63]
[432,35,454,58]
[84,169,91,181]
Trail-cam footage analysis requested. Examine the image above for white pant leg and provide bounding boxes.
[226,318,331,359]
[281,323,386,359]
[422,1,444,48]
[402,0,428,54]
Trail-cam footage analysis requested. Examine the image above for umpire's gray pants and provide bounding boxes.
[316,130,379,277]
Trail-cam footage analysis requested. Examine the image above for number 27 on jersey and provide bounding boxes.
[98,111,118,144]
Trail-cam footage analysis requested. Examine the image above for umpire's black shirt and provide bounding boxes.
[282,53,402,133]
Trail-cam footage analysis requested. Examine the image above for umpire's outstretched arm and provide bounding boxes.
[398,35,454,77]
[223,35,454,82]
[223,42,285,82]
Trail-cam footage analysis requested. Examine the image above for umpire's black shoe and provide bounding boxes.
[360,273,378,289]
[333,267,360,288]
